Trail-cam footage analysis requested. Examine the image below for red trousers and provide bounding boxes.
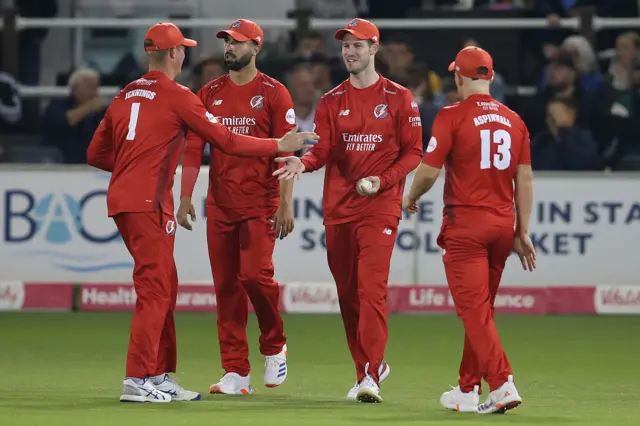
[207,205,286,376]
[325,215,398,384]
[114,211,179,379]
[439,217,514,392]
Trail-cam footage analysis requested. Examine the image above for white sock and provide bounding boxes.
[125,377,145,385]
[149,374,167,385]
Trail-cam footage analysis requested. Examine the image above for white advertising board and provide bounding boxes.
[0,167,638,286]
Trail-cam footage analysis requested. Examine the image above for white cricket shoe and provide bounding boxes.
[150,373,201,401]
[264,344,288,388]
[440,384,480,413]
[477,375,522,414]
[209,372,253,395]
[356,375,383,403]
[119,377,171,403]
[347,360,390,401]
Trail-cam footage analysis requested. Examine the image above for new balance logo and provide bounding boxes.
[338,109,350,116]
[213,100,223,105]
[383,228,392,235]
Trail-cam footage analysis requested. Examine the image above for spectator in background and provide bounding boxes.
[602,33,640,141]
[308,53,335,94]
[288,64,318,132]
[407,63,439,152]
[460,37,507,103]
[560,35,605,94]
[532,97,601,171]
[190,57,226,92]
[298,0,357,56]
[383,35,442,97]
[0,72,22,133]
[531,52,614,152]
[539,36,605,94]
[294,31,326,59]
[608,32,640,93]
[287,64,319,156]
[606,53,640,167]
[440,77,461,106]
[42,68,106,164]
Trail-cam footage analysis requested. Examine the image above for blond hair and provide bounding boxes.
[147,49,169,65]
[67,68,99,90]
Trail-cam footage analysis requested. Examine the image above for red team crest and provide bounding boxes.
[250,95,264,109]
[165,219,176,235]
[373,104,389,119]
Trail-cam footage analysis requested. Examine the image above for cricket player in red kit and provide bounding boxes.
[403,46,536,414]
[274,18,423,403]
[178,19,295,395]
[86,22,317,404]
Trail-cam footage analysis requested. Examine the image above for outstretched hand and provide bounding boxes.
[273,156,305,180]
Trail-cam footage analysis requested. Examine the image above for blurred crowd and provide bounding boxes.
[2,0,640,171]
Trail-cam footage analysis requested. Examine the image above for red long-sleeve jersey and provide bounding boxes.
[86,70,278,217]
[180,72,295,212]
[301,76,423,225]
[422,93,531,226]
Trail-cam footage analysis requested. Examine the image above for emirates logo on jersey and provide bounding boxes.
[373,104,389,119]
[250,95,264,109]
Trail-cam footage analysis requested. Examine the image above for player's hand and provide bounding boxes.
[356,176,381,196]
[402,195,419,214]
[513,234,536,271]
[273,156,305,180]
[277,126,319,153]
[177,198,196,231]
[272,204,294,240]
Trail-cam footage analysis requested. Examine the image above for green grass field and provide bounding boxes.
[1,313,639,425]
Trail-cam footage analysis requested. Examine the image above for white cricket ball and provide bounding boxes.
[358,179,373,192]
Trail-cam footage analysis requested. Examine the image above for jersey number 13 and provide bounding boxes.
[480,129,511,170]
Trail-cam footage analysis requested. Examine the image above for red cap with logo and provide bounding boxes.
[334,18,380,44]
[216,19,264,46]
[448,46,494,80]
[144,22,197,51]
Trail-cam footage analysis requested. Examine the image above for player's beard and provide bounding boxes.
[345,55,369,76]
[225,52,252,71]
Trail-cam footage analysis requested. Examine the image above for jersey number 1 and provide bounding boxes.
[480,129,511,170]
[126,102,141,141]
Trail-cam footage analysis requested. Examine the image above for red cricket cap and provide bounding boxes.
[216,19,264,46]
[448,46,494,80]
[334,18,380,44]
[144,22,197,51]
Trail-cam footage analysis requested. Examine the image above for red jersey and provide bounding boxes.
[181,72,295,211]
[301,76,423,225]
[422,93,531,226]
[86,70,278,217]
